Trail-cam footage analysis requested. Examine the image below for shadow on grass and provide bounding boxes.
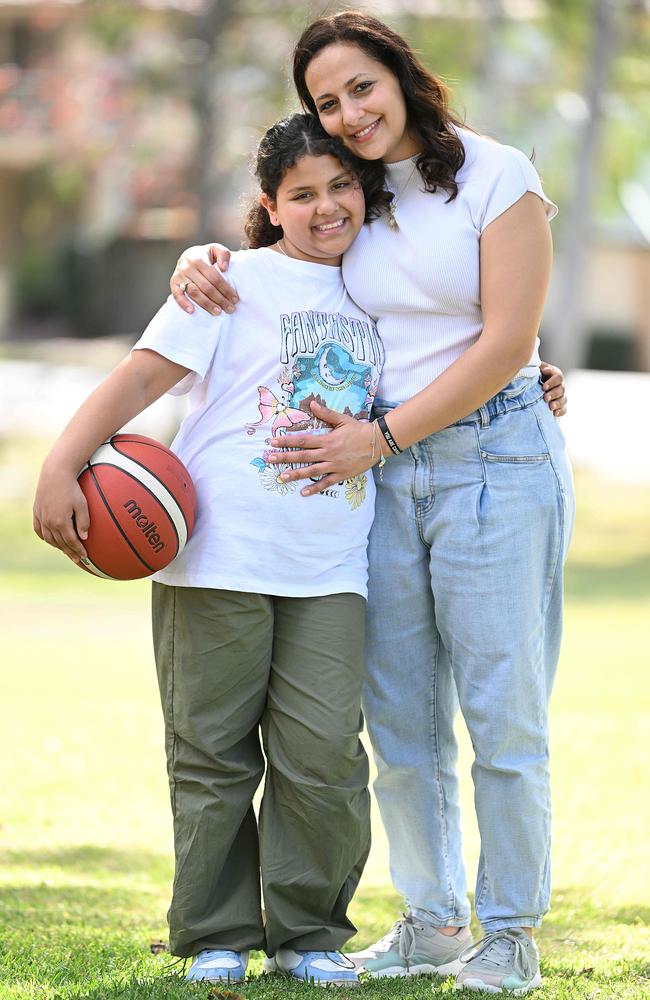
[0,884,164,954]
[0,845,172,880]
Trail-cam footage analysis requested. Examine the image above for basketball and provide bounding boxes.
[77,433,197,580]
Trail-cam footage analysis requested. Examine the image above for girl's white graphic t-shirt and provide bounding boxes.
[133,247,384,598]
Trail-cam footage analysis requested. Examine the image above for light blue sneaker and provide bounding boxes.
[185,949,249,982]
[264,949,359,986]
[455,929,541,993]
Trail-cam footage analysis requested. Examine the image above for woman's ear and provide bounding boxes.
[260,193,280,228]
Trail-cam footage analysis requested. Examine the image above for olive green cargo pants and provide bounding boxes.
[151,584,371,958]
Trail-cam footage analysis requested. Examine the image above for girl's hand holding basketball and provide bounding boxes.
[267,401,376,496]
[170,244,238,317]
[33,461,90,565]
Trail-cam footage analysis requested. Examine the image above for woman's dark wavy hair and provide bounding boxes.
[244,112,391,248]
[293,10,466,201]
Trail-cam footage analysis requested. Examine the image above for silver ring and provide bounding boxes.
[179,281,189,293]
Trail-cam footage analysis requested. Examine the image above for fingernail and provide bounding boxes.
[280,473,289,481]
[233,295,239,304]
[212,307,221,315]
[225,305,235,314]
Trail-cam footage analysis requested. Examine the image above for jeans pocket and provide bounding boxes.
[479,403,550,463]
[480,450,550,464]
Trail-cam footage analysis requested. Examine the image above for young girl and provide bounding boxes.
[33,113,392,986]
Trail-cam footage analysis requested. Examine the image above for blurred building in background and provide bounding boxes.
[0,0,649,372]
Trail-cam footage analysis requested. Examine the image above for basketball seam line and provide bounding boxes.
[110,436,190,536]
[87,465,156,574]
[91,463,181,552]
[93,448,184,550]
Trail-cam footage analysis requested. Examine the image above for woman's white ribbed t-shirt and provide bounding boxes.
[342,127,558,404]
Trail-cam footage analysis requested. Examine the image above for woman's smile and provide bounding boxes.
[349,118,382,144]
[305,43,421,163]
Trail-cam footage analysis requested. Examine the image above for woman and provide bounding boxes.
[169,12,574,994]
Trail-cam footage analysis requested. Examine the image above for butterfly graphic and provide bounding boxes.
[246,385,306,436]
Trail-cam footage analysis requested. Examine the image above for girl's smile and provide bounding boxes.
[261,152,366,265]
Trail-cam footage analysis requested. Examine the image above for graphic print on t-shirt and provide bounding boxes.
[246,310,382,508]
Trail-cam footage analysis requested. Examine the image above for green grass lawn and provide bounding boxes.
[0,451,648,999]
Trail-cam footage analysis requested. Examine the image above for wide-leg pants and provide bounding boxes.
[364,376,575,932]
[152,585,370,957]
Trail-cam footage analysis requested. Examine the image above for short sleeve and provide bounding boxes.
[478,144,558,233]
[132,295,224,394]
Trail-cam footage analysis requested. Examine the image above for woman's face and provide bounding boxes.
[305,42,421,163]
[261,153,366,265]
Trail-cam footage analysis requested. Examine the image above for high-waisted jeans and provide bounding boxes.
[364,376,575,932]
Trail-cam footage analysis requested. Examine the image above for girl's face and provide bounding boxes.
[305,42,421,164]
[261,153,365,266]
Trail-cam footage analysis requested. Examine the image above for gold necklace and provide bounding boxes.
[387,162,418,231]
[275,239,289,256]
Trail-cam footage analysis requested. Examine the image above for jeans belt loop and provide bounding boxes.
[479,404,490,428]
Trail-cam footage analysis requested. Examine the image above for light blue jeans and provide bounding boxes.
[364,376,574,932]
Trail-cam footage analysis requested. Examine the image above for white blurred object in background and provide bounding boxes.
[0,359,187,444]
[2,361,649,488]
[562,370,650,484]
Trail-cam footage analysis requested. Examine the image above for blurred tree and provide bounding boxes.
[545,0,623,366]
[1,0,648,351]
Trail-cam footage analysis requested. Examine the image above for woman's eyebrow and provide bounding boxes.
[315,74,366,102]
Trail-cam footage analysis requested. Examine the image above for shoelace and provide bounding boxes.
[397,915,419,962]
[325,951,355,969]
[461,930,534,979]
[368,915,425,962]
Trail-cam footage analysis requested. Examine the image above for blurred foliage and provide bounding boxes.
[0,0,649,336]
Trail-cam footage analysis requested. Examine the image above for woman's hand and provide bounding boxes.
[33,461,90,564]
[268,401,377,496]
[170,244,238,316]
[540,362,567,417]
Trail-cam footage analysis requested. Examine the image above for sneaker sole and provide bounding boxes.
[267,965,359,988]
[362,959,464,979]
[282,973,360,988]
[455,971,543,994]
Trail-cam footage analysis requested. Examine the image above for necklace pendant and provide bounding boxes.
[388,203,399,230]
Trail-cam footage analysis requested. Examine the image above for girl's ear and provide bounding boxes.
[260,193,280,228]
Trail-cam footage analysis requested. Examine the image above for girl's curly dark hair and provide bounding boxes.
[244,112,391,248]
[293,10,466,202]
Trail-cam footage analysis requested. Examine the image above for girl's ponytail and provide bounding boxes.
[244,199,282,249]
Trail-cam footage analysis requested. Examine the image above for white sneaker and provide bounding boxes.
[347,916,472,977]
[455,929,542,993]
